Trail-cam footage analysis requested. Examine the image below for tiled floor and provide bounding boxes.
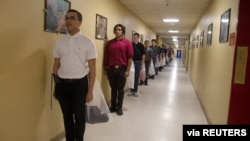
[63,58,208,141]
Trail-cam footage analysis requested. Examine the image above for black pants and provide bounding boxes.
[131,61,141,93]
[55,76,88,141]
[107,67,127,109]
[144,61,150,84]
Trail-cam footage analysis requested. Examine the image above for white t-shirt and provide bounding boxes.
[53,31,97,79]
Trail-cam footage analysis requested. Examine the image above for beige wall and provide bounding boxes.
[185,0,239,124]
[0,0,156,141]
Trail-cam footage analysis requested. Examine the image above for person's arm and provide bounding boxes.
[142,54,145,65]
[86,58,96,103]
[124,58,133,77]
[141,47,145,69]
[52,58,60,99]
[53,58,60,75]
[141,44,145,67]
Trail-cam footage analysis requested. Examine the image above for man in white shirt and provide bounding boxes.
[53,9,97,141]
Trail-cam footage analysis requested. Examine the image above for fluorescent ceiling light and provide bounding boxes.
[172,38,178,41]
[168,30,179,33]
[163,19,179,22]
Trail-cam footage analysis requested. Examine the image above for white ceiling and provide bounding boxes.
[119,0,212,47]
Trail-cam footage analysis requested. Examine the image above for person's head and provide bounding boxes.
[151,39,157,46]
[113,24,126,38]
[65,9,82,35]
[144,40,149,47]
[133,33,140,43]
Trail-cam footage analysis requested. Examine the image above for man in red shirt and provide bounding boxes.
[104,24,134,115]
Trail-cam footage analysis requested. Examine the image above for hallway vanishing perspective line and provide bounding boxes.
[63,58,208,141]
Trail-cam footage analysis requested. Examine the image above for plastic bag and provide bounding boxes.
[85,80,113,124]
[126,61,135,89]
[155,57,160,68]
[140,63,146,81]
[160,57,165,67]
[148,60,155,75]
[165,57,169,63]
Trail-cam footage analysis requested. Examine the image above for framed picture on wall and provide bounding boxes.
[207,23,213,46]
[219,8,231,43]
[191,36,195,48]
[196,35,199,48]
[140,34,144,43]
[132,30,136,41]
[200,30,204,47]
[95,14,107,40]
[44,0,71,34]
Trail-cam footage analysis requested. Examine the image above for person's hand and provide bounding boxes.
[86,92,93,103]
[103,69,107,75]
[141,64,144,69]
[103,67,109,75]
[53,92,58,99]
[124,70,129,77]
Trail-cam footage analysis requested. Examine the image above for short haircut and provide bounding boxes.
[134,32,140,37]
[113,24,126,34]
[151,39,156,42]
[67,9,82,21]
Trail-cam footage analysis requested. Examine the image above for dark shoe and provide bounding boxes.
[139,81,144,85]
[116,108,123,116]
[109,107,116,113]
[144,83,148,85]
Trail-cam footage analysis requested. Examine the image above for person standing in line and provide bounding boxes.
[162,44,168,66]
[53,9,97,141]
[104,24,134,116]
[128,33,145,96]
[139,40,152,85]
[149,39,160,79]
[158,44,164,72]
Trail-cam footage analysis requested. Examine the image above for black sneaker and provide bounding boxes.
[109,107,116,113]
[116,108,123,116]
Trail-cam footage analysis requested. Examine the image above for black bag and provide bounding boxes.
[85,105,109,124]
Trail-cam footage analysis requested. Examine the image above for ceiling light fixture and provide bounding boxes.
[168,30,179,33]
[172,38,178,42]
[163,19,179,23]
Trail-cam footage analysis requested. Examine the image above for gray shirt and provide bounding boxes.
[144,47,153,62]
[149,45,160,57]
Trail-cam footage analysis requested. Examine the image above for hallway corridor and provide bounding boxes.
[64,58,208,141]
